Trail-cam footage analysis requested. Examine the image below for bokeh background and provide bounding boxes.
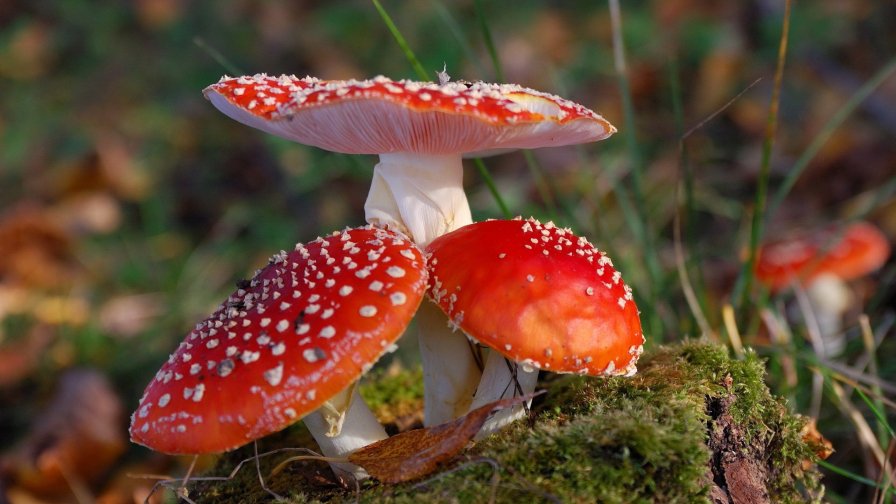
[1,0,894,502]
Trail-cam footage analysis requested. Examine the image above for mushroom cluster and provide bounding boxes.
[131,74,643,482]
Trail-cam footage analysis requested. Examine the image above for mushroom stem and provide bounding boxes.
[804,273,853,358]
[417,302,483,426]
[467,350,538,439]
[303,386,386,482]
[364,151,483,426]
[364,152,472,247]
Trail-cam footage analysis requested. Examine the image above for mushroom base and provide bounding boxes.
[466,350,539,439]
[303,387,387,482]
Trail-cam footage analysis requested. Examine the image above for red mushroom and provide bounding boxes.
[426,218,644,436]
[203,73,616,426]
[130,226,427,480]
[756,221,890,355]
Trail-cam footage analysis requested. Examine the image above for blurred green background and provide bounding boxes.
[1,0,894,502]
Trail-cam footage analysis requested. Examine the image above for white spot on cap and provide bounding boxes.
[321,308,334,319]
[369,280,384,291]
[386,266,406,278]
[264,363,284,387]
[586,287,595,296]
[189,363,201,375]
[296,323,310,335]
[400,249,416,260]
[359,305,377,317]
[526,274,535,282]
[390,292,407,306]
[260,318,271,327]
[276,319,290,332]
[339,286,353,296]
[319,326,336,338]
[271,342,286,356]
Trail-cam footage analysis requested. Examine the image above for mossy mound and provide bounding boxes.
[184,342,823,503]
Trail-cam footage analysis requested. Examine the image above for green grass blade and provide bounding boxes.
[474,0,504,82]
[474,158,511,218]
[430,0,489,76]
[767,55,896,219]
[193,36,243,76]
[371,0,429,80]
[733,0,792,311]
[855,386,895,440]
[818,460,896,496]
[608,0,663,338]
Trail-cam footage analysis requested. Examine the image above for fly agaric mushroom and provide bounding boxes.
[426,218,644,437]
[130,226,427,480]
[756,221,890,356]
[203,73,616,426]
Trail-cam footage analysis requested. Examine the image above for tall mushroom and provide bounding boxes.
[426,218,644,437]
[203,73,616,425]
[130,226,427,480]
[756,221,890,356]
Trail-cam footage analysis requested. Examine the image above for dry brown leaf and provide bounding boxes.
[2,369,126,499]
[348,394,537,484]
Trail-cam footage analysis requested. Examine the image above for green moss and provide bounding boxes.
[185,342,823,503]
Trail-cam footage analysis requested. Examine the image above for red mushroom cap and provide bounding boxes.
[130,226,427,454]
[756,221,891,291]
[425,218,644,376]
[203,74,615,155]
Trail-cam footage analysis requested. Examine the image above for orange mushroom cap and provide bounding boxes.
[425,218,644,377]
[130,227,427,454]
[755,221,891,291]
[203,74,615,156]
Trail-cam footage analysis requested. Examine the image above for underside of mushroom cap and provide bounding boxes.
[204,74,616,155]
[425,218,644,377]
[130,226,427,455]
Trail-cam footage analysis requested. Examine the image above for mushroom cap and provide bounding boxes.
[203,74,615,156]
[756,221,891,291]
[425,218,644,376]
[129,226,427,454]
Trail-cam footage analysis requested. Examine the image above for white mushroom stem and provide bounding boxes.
[467,350,539,440]
[804,273,853,358]
[303,385,386,482]
[363,151,483,426]
[417,302,483,425]
[365,152,472,247]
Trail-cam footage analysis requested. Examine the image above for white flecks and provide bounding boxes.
[321,308,334,319]
[189,363,201,375]
[260,317,271,328]
[206,339,219,349]
[390,292,407,306]
[284,407,297,418]
[339,285,353,296]
[240,350,261,364]
[271,342,286,356]
[276,319,290,332]
[138,404,150,418]
[369,280,384,291]
[217,359,235,377]
[264,363,284,387]
[308,294,320,303]
[399,248,417,260]
[359,305,377,317]
[617,297,626,309]
[176,425,187,433]
[257,333,271,346]
[504,344,512,351]
[544,348,553,358]
[303,348,321,363]
[279,301,291,311]
[296,323,310,335]
[305,304,320,314]
[498,253,506,259]
[386,266,406,278]
[526,274,535,282]
[306,389,316,401]
[319,326,336,338]
[586,287,595,296]
[355,268,371,279]
[181,352,192,363]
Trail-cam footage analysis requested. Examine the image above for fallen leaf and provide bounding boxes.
[2,369,126,499]
[348,393,539,483]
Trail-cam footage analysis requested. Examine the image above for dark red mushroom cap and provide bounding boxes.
[756,221,891,291]
[425,218,643,376]
[203,74,615,155]
[130,226,427,454]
